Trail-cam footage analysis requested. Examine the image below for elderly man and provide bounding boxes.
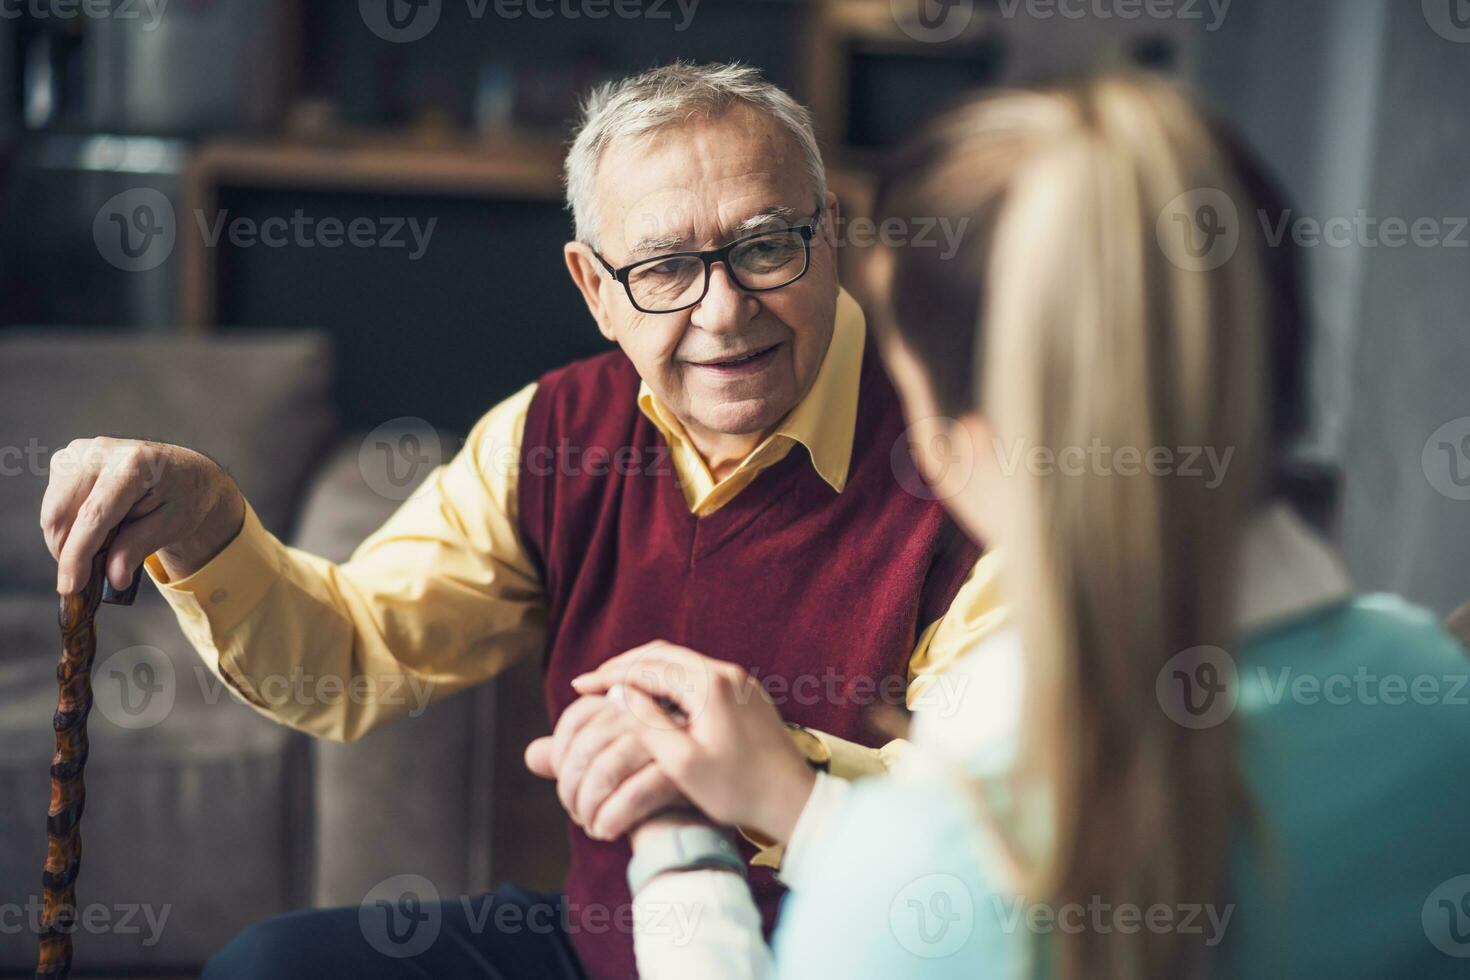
[40,62,995,979]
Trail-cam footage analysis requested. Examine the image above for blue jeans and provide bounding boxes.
[204,885,586,980]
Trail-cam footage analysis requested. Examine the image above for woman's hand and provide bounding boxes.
[572,641,817,846]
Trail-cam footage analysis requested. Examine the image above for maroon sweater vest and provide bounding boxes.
[516,344,980,979]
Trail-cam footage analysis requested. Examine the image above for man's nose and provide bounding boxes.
[689,262,756,334]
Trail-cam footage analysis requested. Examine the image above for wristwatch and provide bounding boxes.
[785,722,833,772]
[626,825,747,897]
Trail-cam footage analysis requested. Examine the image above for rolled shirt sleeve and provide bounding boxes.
[143,383,547,742]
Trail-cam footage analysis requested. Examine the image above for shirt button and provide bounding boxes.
[209,589,229,604]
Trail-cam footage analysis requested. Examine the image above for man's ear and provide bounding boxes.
[564,242,618,343]
[821,190,840,245]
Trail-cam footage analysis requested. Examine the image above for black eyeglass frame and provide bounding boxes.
[591,206,824,314]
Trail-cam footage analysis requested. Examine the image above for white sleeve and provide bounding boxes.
[776,771,852,888]
[633,869,774,980]
[631,771,849,980]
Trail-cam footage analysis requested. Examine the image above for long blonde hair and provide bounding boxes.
[873,75,1274,978]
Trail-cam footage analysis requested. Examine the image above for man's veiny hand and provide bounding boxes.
[571,642,817,846]
[524,694,690,841]
[40,437,245,595]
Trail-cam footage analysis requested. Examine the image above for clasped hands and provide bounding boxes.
[524,641,817,851]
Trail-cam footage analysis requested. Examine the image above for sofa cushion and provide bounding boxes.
[0,329,336,591]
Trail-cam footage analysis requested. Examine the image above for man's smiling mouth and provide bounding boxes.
[689,343,782,373]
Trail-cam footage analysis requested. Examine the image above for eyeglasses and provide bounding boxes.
[592,207,823,314]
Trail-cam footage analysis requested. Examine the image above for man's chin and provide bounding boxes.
[694,396,791,438]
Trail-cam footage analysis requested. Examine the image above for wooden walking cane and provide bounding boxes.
[36,529,142,980]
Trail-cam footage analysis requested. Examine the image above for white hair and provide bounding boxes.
[564,61,828,249]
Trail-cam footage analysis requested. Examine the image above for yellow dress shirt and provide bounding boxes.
[144,288,1005,860]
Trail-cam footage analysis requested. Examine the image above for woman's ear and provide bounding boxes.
[947,409,998,544]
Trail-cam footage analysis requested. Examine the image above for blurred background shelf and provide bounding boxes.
[188,131,571,200]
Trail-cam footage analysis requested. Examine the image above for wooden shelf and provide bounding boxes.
[188,130,569,201]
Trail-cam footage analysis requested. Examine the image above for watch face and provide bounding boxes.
[787,725,833,771]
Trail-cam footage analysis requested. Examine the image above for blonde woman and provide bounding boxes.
[573,75,1470,978]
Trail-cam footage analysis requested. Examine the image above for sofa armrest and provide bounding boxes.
[290,422,462,563]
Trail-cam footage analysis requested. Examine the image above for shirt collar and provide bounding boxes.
[635,287,867,494]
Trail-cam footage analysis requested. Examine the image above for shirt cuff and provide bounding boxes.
[634,869,770,980]
[143,499,282,641]
[739,725,891,869]
[778,771,852,889]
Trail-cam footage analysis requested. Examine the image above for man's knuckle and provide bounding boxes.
[711,668,742,695]
[74,498,100,527]
[585,773,612,801]
[119,446,148,478]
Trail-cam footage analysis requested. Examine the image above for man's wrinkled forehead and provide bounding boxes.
[597,108,811,258]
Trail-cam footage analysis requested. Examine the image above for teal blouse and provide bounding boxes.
[772,595,1470,977]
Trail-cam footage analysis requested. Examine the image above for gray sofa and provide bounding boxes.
[0,330,563,975]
